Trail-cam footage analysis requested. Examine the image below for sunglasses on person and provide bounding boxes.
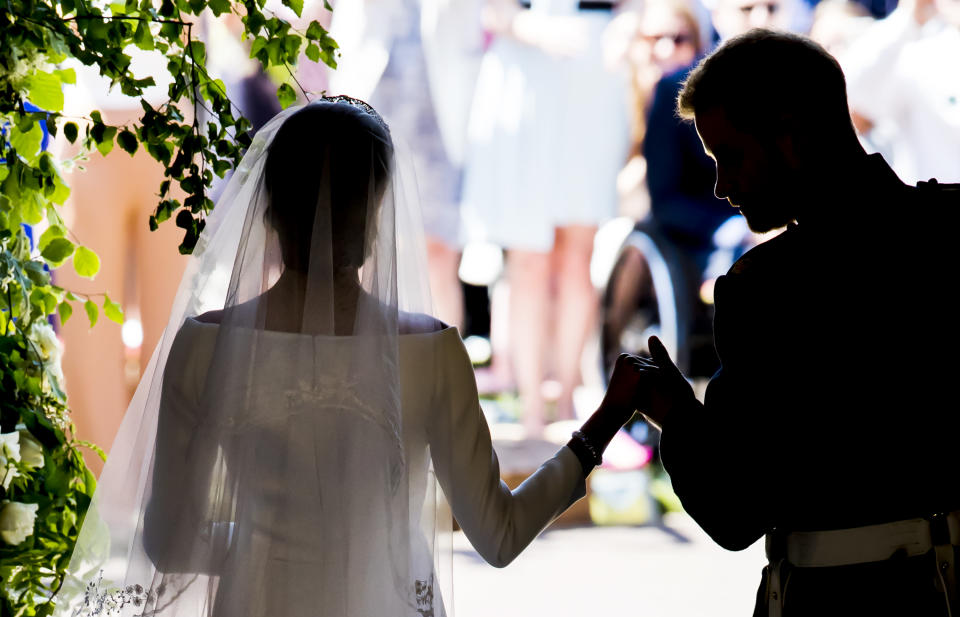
[639,32,695,46]
[738,1,780,14]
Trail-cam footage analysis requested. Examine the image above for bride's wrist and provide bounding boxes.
[566,429,602,476]
[576,404,628,457]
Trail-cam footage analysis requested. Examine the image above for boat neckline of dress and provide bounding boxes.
[183,315,459,340]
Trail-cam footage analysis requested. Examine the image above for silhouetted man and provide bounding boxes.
[634,29,960,616]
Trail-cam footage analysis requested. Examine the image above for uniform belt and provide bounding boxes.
[764,511,960,617]
[765,511,960,567]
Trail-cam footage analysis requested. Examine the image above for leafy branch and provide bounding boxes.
[0,0,339,614]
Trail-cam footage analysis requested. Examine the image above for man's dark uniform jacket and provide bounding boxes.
[659,154,960,616]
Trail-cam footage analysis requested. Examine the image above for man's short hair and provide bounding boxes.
[677,29,855,137]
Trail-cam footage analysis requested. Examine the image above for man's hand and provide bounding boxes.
[635,336,696,429]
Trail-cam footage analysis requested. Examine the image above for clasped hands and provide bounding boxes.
[599,336,697,431]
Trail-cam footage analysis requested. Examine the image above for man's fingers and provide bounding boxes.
[648,336,683,377]
[625,355,658,373]
[648,336,670,364]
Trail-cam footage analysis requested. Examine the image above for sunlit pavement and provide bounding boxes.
[451,512,766,617]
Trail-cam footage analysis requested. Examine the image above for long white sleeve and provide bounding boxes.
[427,333,586,568]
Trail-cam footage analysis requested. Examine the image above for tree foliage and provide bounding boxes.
[0,0,338,614]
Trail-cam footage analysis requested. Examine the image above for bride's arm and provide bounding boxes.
[427,333,636,567]
[143,326,231,573]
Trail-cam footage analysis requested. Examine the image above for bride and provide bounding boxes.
[54,97,644,617]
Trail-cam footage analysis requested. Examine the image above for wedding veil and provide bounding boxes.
[54,97,452,617]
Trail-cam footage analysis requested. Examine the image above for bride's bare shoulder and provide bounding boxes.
[192,309,224,324]
[398,311,448,335]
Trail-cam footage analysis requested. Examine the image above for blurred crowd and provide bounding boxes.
[56,0,960,461]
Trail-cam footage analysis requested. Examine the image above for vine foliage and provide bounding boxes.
[0,0,338,615]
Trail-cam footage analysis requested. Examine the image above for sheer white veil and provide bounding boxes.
[54,97,452,617]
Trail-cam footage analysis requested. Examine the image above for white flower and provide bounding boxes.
[39,361,67,396]
[30,321,62,364]
[17,428,44,470]
[0,501,39,545]
[0,432,21,490]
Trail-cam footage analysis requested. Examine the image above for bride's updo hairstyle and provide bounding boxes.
[264,99,393,273]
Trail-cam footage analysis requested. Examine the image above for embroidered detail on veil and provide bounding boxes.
[414,575,435,617]
[71,573,154,617]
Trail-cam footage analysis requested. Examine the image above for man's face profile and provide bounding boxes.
[694,107,798,233]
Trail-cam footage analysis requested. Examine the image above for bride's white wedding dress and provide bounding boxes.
[146,317,584,617]
[55,98,592,617]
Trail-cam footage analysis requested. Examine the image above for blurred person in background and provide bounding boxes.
[710,0,811,38]
[602,0,720,375]
[808,0,874,54]
[607,0,706,217]
[329,0,485,331]
[203,13,282,136]
[460,0,630,437]
[610,0,807,375]
[841,0,960,184]
[56,52,189,475]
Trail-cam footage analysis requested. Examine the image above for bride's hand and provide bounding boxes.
[600,353,646,422]
[577,354,646,451]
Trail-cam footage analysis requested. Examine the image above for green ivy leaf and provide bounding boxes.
[22,191,46,225]
[266,37,284,65]
[188,40,206,66]
[10,122,44,160]
[133,20,155,51]
[54,68,77,85]
[277,83,296,109]
[24,261,50,286]
[73,246,101,279]
[26,70,64,113]
[57,301,73,325]
[283,34,301,63]
[306,21,325,40]
[95,126,118,157]
[250,36,269,64]
[84,299,98,328]
[63,122,79,144]
[305,43,320,63]
[208,0,230,14]
[38,225,66,251]
[41,238,75,266]
[102,294,124,324]
[38,151,56,174]
[117,130,138,155]
[50,172,71,205]
[282,0,303,17]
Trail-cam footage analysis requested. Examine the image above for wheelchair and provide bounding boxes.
[598,218,751,445]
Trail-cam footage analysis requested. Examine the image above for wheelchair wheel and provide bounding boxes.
[599,228,683,383]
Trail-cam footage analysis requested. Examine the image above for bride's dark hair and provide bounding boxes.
[264,100,393,273]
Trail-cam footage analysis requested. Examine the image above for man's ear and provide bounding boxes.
[773,116,803,171]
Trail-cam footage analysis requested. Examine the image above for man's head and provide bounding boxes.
[677,29,861,232]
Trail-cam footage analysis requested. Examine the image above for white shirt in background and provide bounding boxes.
[842,12,960,184]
